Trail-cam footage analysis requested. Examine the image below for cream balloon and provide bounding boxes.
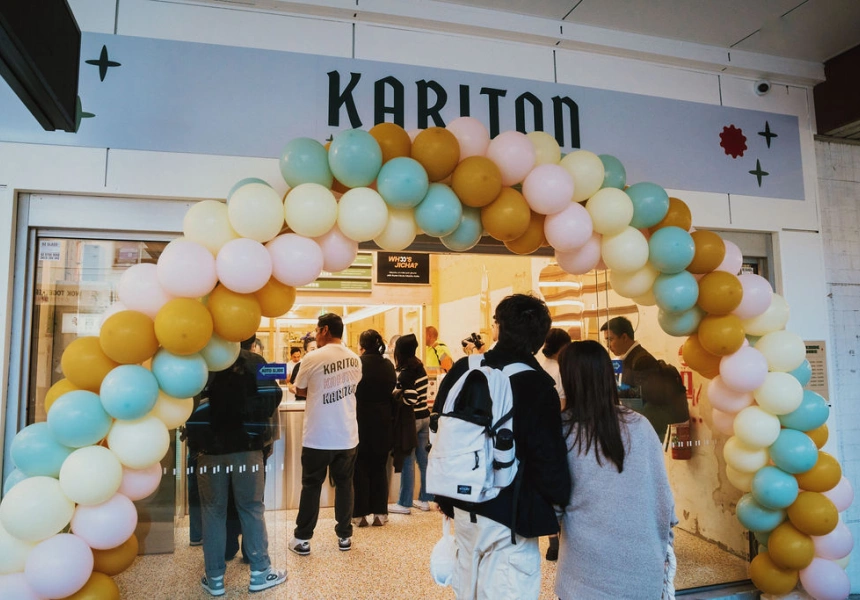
[182,200,238,255]
[284,183,339,238]
[337,187,390,242]
[609,263,659,298]
[0,477,75,542]
[754,372,804,415]
[723,436,770,473]
[59,446,123,506]
[733,405,782,448]
[227,182,284,243]
[107,416,170,470]
[0,520,35,575]
[741,293,790,336]
[755,330,806,373]
[601,227,650,273]
[725,465,754,492]
[526,131,561,165]
[560,150,604,202]
[373,208,418,251]
[632,289,657,306]
[586,188,634,236]
[148,391,194,430]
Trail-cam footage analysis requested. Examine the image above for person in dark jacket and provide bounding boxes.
[352,329,397,527]
[434,294,571,600]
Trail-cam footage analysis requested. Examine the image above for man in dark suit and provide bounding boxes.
[600,316,659,400]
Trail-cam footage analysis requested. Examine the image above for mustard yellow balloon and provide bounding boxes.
[411,127,460,182]
[451,156,502,208]
[62,571,121,600]
[787,491,838,536]
[61,337,120,392]
[682,334,722,379]
[99,310,159,365]
[697,271,743,315]
[154,298,214,356]
[93,533,139,576]
[207,285,262,342]
[806,424,829,449]
[795,451,842,493]
[697,314,745,356]
[649,197,692,233]
[253,277,296,318]
[481,187,531,241]
[44,378,79,412]
[768,522,815,570]
[749,551,799,595]
[504,212,547,255]
[688,230,726,274]
[369,122,412,164]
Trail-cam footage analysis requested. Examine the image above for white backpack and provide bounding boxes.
[427,354,532,503]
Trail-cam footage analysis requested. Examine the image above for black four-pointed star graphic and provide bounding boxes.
[75,97,95,132]
[758,121,778,148]
[749,159,769,187]
[85,45,121,81]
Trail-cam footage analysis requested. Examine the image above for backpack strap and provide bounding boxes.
[500,362,533,377]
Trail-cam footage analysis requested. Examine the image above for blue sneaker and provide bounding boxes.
[201,575,225,597]
[249,567,287,592]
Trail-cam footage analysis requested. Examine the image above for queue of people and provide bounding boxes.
[186,301,677,599]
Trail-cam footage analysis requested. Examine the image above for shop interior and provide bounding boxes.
[23,233,770,593]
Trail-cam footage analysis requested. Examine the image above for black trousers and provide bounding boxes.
[294,446,357,540]
[353,450,390,518]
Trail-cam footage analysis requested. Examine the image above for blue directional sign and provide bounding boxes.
[257,363,287,380]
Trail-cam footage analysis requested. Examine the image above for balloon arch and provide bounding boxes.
[0,119,853,599]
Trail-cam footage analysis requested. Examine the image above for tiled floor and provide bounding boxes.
[115,508,748,599]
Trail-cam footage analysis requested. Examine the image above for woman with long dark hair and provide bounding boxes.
[353,329,397,527]
[555,340,676,599]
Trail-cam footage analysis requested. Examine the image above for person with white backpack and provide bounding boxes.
[429,294,571,600]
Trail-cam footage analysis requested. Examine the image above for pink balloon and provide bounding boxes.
[485,131,536,186]
[544,202,594,251]
[71,493,138,550]
[555,233,601,275]
[732,274,773,320]
[118,263,174,318]
[711,407,736,436]
[0,573,44,600]
[522,164,574,215]
[157,239,218,298]
[719,346,768,393]
[118,462,163,501]
[314,225,359,273]
[823,476,854,512]
[215,238,273,294]
[24,533,93,599]
[812,520,854,560]
[266,233,324,287]
[446,117,490,160]
[716,240,743,275]
[799,558,850,600]
[707,376,755,413]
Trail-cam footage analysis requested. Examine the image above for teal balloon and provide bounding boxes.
[279,137,333,188]
[788,359,812,387]
[736,493,786,532]
[328,129,383,188]
[599,154,626,189]
[778,390,829,432]
[746,334,761,346]
[414,183,463,237]
[3,468,28,494]
[47,390,113,448]
[227,178,270,200]
[653,271,699,313]
[648,226,695,273]
[100,365,160,420]
[377,157,430,209]
[769,428,819,474]
[625,182,670,228]
[751,466,799,510]
[441,207,483,252]
[152,349,209,399]
[657,306,704,337]
[9,422,74,477]
[754,530,771,548]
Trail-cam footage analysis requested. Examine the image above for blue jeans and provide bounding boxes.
[399,416,432,506]
[197,451,271,578]
[188,452,241,557]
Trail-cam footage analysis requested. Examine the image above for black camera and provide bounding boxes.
[461,332,484,350]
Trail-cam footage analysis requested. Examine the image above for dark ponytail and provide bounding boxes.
[359,329,385,355]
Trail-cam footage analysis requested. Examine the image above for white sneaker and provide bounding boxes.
[288,537,310,556]
[387,503,411,515]
[413,500,431,512]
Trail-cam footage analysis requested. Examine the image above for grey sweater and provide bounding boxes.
[555,411,677,600]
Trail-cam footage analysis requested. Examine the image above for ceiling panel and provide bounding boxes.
[435,0,578,21]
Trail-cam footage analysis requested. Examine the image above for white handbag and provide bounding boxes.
[429,516,457,587]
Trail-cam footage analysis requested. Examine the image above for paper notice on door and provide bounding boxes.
[39,240,62,261]
[805,341,829,404]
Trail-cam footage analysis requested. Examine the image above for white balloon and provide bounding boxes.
[373,208,418,251]
[0,520,35,575]
[157,239,218,298]
[284,183,339,238]
[118,264,173,319]
[337,188,389,242]
[59,446,123,506]
[0,477,75,543]
[227,182,284,243]
[215,238,272,294]
[108,417,170,470]
[267,234,324,287]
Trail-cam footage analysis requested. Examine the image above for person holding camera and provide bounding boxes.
[461,331,486,355]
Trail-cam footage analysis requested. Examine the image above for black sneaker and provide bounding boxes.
[338,537,352,552]
[289,537,310,556]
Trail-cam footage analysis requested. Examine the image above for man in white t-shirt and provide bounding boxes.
[289,313,362,555]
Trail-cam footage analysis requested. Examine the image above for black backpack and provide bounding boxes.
[640,360,690,435]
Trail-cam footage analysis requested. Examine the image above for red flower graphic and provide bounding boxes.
[720,125,747,158]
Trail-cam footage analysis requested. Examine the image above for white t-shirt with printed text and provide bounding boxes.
[294,341,362,450]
